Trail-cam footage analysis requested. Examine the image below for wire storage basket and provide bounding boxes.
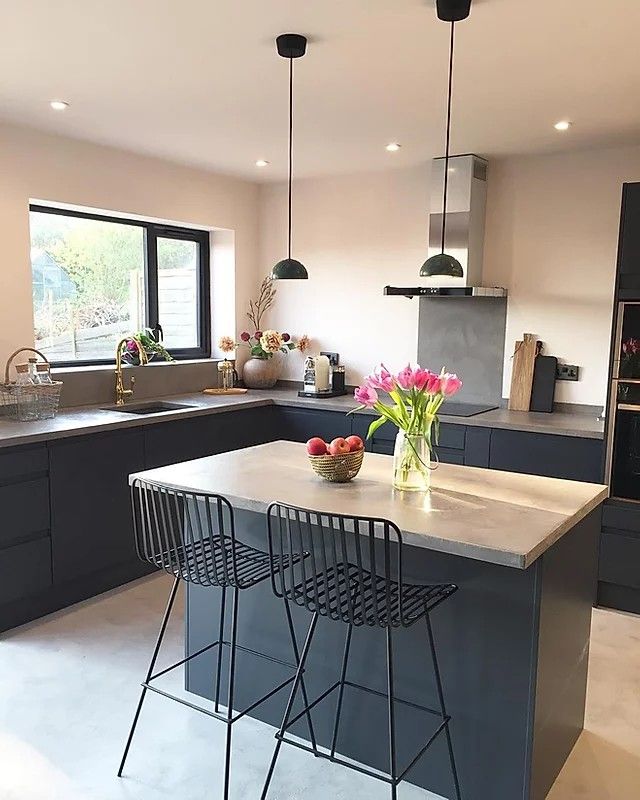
[0,348,63,421]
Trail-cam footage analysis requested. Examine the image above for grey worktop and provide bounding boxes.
[0,386,604,450]
[131,440,608,569]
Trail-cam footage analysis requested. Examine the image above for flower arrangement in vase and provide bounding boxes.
[351,364,462,491]
[219,276,309,389]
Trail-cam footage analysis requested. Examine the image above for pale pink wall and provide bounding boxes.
[260,145,640,405]
[0,122,260,369]
[484,145,640,407]
[258,167,428,387]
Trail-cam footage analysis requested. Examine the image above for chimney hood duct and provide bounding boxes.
[384,154,507,299]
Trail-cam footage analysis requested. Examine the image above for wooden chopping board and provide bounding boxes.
[508,333,539,411]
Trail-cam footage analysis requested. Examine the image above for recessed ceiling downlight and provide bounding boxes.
[50,100,69,111]
[554,120,572,131]
[386,142,401,152]
[255,159,270,167]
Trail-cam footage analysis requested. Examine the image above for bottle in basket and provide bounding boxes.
[36,363,53,385]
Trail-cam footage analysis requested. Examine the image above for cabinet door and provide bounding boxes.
[144,407,274,468]
[145,414,225,468]
[618,183,640,279]
[489,429,603,482]
[278,408,350,444]
[49,429,146,584]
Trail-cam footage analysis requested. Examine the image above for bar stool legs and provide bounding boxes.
[329,622,352,759]
[119,578,316,800]
[261,612,319,800]
[223,586,239,800]
[425,610,462,800]
[387,625,398,800]
[261,610,462,800]
[117,576,180,778]
[214,585,226,713]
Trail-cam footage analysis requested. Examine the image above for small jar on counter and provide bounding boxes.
[217,359,235,391]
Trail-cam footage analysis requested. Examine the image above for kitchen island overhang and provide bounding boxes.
[131,441,608,800]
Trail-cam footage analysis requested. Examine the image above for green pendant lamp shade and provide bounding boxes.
[421,252,463,277]
[272,258,308,279]
[272,34,308,280]
[421,3,470,278]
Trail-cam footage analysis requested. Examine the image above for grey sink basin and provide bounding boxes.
[101,401,196,415]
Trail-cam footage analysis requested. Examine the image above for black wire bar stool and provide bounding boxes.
[118,479,316,800]
[260,502,462,800]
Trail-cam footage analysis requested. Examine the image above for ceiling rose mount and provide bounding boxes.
[435,0,471,23]
[272,33,309,281]
[276,33,307,60]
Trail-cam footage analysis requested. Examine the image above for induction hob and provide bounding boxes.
[440,402,498,417]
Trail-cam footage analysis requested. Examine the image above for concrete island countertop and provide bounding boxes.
[0,385,604,450]
[131,440,608,569]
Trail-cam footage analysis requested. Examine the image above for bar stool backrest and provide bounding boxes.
[267,501,405,627]
[131,478,240,587]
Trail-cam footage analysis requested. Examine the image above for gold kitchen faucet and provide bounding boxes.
[114,337,148,405]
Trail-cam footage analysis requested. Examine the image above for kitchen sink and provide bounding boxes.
[101,401,196,415]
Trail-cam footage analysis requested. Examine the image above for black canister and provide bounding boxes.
[332,365,346,393]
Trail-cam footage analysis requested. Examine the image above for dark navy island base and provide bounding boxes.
[185,507,600,800]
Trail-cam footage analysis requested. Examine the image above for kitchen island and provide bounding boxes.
[132,441,607,800]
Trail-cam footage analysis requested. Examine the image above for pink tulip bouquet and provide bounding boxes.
[351,364,463,491]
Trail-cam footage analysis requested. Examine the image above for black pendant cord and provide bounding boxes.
[287,56,294,261]
[440,20,455,255]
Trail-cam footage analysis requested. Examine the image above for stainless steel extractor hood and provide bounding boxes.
[385,154,507,298]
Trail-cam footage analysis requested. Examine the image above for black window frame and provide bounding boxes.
[29,204,211,366]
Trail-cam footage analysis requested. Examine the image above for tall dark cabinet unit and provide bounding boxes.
[599,182,640,614]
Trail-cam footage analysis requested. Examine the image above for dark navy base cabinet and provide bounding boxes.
[0,405,612,633]
[597,500,640,614]
[488,429,603,483]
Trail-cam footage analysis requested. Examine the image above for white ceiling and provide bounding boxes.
[1,0,640,181]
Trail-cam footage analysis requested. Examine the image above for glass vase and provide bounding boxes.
[392,431,432,492]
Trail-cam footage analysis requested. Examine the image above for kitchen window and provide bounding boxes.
[29,205,211,365]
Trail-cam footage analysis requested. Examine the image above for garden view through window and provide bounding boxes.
[30,206,210,364]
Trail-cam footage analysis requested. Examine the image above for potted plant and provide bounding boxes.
[120,329,174,366]
[351,364,462,491]
[219,276,309,389]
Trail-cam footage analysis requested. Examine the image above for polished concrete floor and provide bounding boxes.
[0,574,638,800]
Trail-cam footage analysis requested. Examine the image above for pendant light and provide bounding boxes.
[271,33,308,280]
[420,0,472,278]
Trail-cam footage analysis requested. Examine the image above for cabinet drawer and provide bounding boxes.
[602,502,640,534]
[0,478,49,547]
[0,538,52,604]
[599,531,640,589]
[436,448,465,466]
[0,446,48,482]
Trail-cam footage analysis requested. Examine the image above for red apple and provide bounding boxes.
[345,435,364,452]
[328,437,351,455]
[306,437,328,456]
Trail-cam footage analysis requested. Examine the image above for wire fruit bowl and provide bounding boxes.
[308,449,364,483]
[0,348,63,422]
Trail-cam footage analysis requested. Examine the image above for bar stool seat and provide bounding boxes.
[291,563,457,626]
[149,536,302,589]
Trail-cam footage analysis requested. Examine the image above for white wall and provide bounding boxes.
[259,145,640,406]
[0,122,260,369]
